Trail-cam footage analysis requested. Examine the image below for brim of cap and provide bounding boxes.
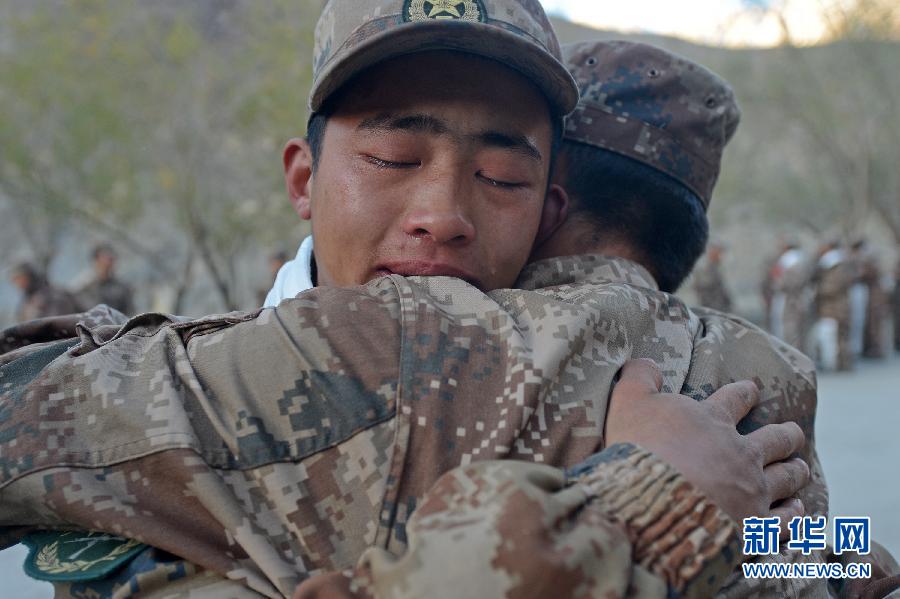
[310,19,578,116]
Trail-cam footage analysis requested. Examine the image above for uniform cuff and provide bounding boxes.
[567,443,741,598]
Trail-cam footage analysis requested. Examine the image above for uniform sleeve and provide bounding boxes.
[294,444,741,599]
[0,304,128,356]
[684,308,832,598]
[0,280,408,598]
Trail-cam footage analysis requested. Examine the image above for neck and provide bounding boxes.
[531,217,650,275]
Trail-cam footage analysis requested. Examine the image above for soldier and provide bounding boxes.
[256,250,289,306]
[76,244,134,315]
[847,240,869,357]
[0,9,818,599]
[811,240,854,371]
[692,239,733,312]
[760,250,778,330]
[769,240,812,350]
[8,262,81,323]
[895,254,900,352]
[853,240,889,359]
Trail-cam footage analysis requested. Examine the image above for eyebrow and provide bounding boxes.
[475,131,543,162]
[356,112,544,163]
[357,113,450,135]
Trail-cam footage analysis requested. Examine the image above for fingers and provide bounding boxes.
[705,380,760,423]
[749,422,806,465]
[764,457,810,502]
[612,359,663,398]
[770,498,805,541]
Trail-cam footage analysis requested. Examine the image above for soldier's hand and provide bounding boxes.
[604,359,809,530]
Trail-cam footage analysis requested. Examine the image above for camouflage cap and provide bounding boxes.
[563,41,741,208]
[310,0,578,116]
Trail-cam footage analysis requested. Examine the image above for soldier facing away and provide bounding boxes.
[768,239,812,351]
[852,239,890,359]
[812,240,855,371]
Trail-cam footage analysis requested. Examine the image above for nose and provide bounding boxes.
[402,183,476,245]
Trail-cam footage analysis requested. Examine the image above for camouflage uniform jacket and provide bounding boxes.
[0,255,826,598]
[15,284,82,324]
[77,275,134,316]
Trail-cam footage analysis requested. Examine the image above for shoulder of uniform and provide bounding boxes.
[690,306,816,384]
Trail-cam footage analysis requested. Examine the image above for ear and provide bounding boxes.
[534,183,569,248]
[283,138,314,220]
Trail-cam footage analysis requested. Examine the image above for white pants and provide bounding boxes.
[848,284,868,356]
[812,318,839,371]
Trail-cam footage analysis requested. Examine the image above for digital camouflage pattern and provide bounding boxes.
[76,275,134,317]
[0,255,836,597]
[310,0,578,114]
[771,248,814,351]
[813,252,855,370]
[562,41,741,208]
[294,445,736,599]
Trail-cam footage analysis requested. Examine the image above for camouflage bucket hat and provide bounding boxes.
[563,41,741,209]
[310,0,578,116]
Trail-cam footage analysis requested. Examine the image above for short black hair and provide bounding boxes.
[306,111,328,172]
[305,110,564,174]
[12,262,38,280]
[560,140,709,293]
[92,243,116,260]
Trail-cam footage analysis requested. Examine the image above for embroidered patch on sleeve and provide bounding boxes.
[21,531,147,582]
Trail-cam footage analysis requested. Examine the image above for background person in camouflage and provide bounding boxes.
[895,254,900,351]
[692,240,733,312]
[75,244,134,316]
[811,239,855,371]
[0,27,819,599]
[768,238,813,351]
[8,263,81,323]
[851,239,890,359]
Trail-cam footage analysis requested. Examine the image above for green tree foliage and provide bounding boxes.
[0,0,318,311]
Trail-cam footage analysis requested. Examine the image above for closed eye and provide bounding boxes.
[477,172,526,189]
[364,155,420,169]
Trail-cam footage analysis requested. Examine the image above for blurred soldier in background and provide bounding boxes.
[894,254,900,351]
[9,262,81,322]
[692,239,732,311]
[760,251,778,329]
[847,240,868,358]
[769,239,811,350]
[256,250,289,306]
[76,244,134,315]
[852,239,889,359]
[811,240,854,371]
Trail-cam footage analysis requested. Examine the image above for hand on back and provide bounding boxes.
[605,359,809,533]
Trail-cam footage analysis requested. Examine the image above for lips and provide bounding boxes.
[376,261,480,286]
